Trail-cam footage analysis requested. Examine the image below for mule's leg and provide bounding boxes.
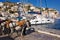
[1,26,5,35]
[10,28,12,34]
[0,25,2,35]
[7,28,11,36]
[20,26,23,36]
[21,24,27,36]
[0,28,2,35]
[9,27,14,36]
[0,23,4,35]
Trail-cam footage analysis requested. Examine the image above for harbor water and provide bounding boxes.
[45,19,60,30]
[31,19,60,35]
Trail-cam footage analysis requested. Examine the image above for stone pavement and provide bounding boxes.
[0,25,60,40]
[0,31,60,40]
[15,32,60,40]
[31,25,60,35]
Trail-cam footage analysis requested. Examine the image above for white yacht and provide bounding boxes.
[30,15,55,24]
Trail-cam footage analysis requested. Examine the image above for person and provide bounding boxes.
[27,20,31,27]
[22,20,31,36]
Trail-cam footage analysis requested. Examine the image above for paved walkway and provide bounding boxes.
[0,31,60,40]
[0,25,60,40]
[15,32,60,40]
[31,25,60,35]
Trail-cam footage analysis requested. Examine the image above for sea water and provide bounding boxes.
[41,19,60,30]
[50,19,60,30]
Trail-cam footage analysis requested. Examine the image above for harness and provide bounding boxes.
[5,20,11,28]
[16,20,26,27]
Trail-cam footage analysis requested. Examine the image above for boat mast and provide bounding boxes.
[45,0,49,18]
[40,0,42,15]
[40,0,42,24]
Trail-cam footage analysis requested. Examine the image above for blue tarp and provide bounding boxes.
[28,12,41,14]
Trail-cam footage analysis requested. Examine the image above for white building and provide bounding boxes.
[0,2,3,7]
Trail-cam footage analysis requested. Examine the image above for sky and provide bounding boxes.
[0,0,60,12]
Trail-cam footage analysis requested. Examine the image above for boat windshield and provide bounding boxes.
[31,16,36,19]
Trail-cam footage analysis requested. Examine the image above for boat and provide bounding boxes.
[29,0,55,25]
[30,14,54,24]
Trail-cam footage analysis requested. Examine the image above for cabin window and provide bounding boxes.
[42,20,44,21]
[35,21,38,22]
[47,20,50,21]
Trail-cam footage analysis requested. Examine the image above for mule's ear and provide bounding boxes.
[27,20,29,22]
[11,21,13,22]
[5,19,8,21]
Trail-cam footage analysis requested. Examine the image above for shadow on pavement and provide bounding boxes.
[26,28,35,35]
[0,36,14,40]
[0,28,35,40]
[12,28,35,39]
